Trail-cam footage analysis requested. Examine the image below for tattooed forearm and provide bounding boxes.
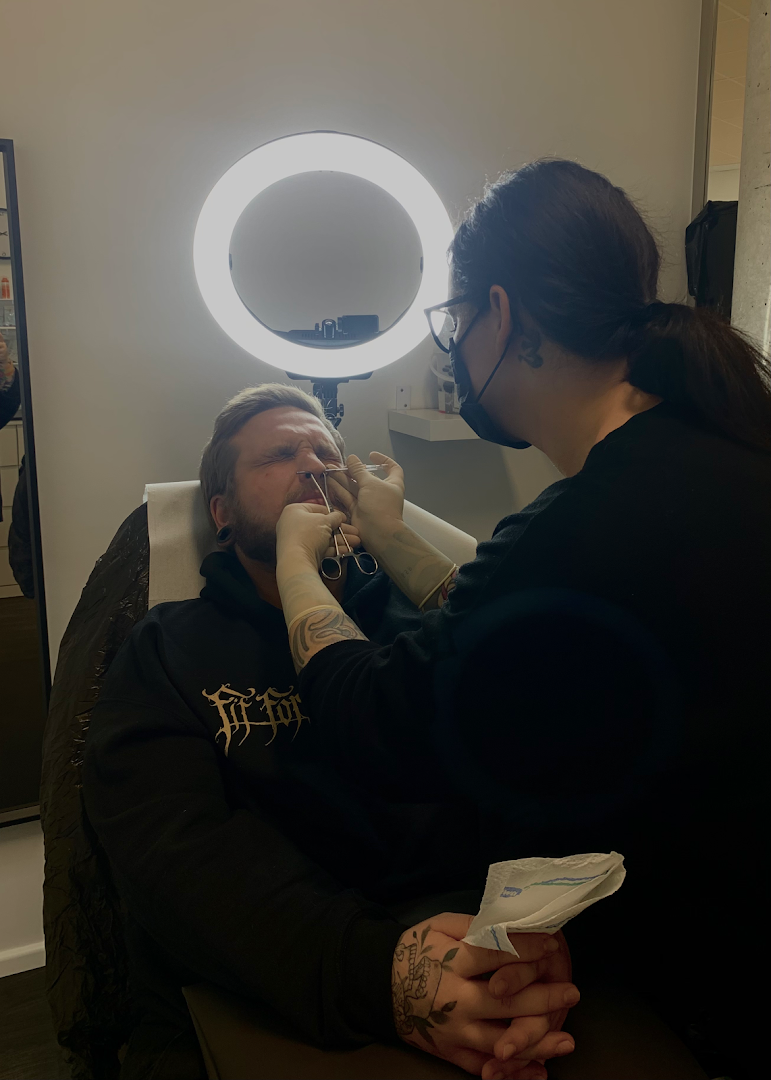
[375,522,459,610]
[391,923,458,1049]
[289,607,367,671]
[276,546,370,669]
[517,328,544,368]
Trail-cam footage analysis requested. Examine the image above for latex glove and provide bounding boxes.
[326,452,405,553]
[330,453,455,609]
[276,502,348,567]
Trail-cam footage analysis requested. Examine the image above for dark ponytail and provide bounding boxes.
[450,159,771,454]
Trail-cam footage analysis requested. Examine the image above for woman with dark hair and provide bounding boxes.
[273,160,770,1080]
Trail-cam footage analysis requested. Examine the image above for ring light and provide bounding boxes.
[193,132,453,379]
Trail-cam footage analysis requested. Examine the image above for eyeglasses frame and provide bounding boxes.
[424,293,474,354]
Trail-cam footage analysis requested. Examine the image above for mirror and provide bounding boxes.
[0,140,50,825]
[229,171,423,347]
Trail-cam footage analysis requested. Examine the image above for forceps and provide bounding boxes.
[296,469,379,580]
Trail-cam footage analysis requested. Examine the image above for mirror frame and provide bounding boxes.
[1,138,51,824]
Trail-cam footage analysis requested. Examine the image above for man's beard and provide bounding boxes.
[228,482,344,566]
[229,500,278,564]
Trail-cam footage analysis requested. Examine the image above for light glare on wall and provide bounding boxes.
[193,131,454,379]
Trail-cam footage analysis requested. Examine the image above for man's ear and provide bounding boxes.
[210,495,229,530]
[489,285,522,356]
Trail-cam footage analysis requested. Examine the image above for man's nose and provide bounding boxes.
[296,452,328,477]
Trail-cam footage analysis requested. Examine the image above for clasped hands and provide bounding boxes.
[392,913,577,1080]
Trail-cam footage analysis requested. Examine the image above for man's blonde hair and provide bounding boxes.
[199,383,345,522]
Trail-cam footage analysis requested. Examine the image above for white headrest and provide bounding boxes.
[144,481,477,610]
[145,481,216,609]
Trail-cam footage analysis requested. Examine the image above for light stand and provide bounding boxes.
[286,372,372,428]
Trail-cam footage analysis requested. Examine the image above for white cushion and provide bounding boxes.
[144,481,478,611]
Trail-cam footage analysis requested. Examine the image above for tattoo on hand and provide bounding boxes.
[391,924,458,1049]
[289,608,367,670]
[518,329,544,369]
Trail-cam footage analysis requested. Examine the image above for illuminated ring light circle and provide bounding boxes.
[193,131,454,379]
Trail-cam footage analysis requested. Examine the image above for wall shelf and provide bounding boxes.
[388,408,478,442]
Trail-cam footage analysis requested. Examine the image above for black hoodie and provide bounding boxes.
[83,553,482,1052]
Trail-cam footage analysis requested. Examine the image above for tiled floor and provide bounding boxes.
[0,967,66,1079]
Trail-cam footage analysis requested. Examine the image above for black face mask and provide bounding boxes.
[450,312,531,450]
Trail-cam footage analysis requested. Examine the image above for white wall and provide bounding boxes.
[708,163,741,200]
[0,0,704,980]
[0,820,45,977]
[0,0,703,663]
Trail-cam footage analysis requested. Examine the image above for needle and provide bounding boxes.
[295,465,381,475]
[324,465,381,473]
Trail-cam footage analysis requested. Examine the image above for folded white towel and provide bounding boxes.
[462,851,626,955]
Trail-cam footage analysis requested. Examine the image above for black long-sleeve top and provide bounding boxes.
[298,402,771,1067]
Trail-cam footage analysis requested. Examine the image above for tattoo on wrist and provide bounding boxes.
[391,923,458,1049]
[517,329,544,369]
[383,524,457,610]
[437,568,458,609]
[420,566,458,612]
[289,608,367,670]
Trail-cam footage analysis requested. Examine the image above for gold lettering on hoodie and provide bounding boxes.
[202,683,308,754]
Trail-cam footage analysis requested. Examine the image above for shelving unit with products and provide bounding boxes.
[388,408,478,442]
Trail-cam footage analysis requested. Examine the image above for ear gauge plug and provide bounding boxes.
[216,526,233,546]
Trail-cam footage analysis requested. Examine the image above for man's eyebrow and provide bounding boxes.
[317,441,343,458]
[254,440,342,460]
[258,443,296,457]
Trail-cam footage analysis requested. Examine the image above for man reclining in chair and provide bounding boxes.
[83,384,577,1080]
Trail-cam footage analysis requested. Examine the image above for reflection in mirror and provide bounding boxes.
[0,142,50,825]
[229,171,423,347]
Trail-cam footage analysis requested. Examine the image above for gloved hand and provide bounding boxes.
[326,452,405,554]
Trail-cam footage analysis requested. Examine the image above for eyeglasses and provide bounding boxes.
[424,294,473,354]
